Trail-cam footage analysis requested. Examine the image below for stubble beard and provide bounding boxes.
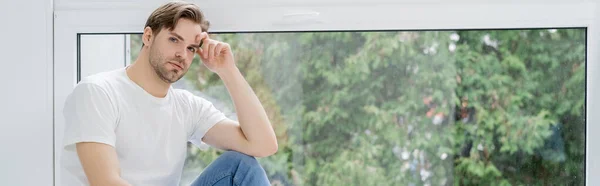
[148,45,186,84]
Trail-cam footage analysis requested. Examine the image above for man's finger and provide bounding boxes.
[200,32,209,46]
[201,41,209,58]
[197,48,205,59]
[208,41,216,60]
[195,34,202,46]
[195,32,209,48]
[214,42,224,58]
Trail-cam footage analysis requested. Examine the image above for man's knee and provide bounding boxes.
[219,151,269,185]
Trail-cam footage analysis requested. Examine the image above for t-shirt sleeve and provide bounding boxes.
[62,82,118,152]
[188,94,228,150]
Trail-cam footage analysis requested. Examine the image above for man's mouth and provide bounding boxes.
[168,61,183,70]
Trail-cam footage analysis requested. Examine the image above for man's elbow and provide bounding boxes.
[255,141,278,158]
[268,141,279,155]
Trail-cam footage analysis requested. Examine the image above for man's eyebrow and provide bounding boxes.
[170,32,201,48]
[169,32,185,42]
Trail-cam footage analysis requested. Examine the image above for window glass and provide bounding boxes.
[125,28,586,185]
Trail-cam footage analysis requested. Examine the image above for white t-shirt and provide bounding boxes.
[60,67,228,186]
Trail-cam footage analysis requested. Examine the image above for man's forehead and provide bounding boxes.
[172,20,202,33]
[169,25,202,38]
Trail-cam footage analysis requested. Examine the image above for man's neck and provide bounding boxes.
[126,52,171,98]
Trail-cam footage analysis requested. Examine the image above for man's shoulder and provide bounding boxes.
[70,68,127,99]
[78,68,126,89]
[63,68,129,115]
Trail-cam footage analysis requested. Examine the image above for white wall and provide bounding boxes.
[0,0,54,185]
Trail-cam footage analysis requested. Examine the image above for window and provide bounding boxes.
[56,1,598,185]
[111,28,584,185]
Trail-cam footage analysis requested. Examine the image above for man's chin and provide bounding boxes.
[156,70,183,84]
[164,76,182,83]
[168,73,185,83]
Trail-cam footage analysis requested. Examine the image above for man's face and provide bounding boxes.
[148,18,203,83]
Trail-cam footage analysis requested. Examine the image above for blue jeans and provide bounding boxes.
[190,151,270,186]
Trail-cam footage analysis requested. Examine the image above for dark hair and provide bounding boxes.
[143,1,210,45]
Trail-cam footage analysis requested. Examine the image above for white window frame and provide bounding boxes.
[53,0,600,185]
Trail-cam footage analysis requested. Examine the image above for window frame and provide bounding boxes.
[53,1,599,185]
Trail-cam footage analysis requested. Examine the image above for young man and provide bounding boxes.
[60,1,277,186]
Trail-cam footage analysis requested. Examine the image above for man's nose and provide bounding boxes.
[175,49,188,60]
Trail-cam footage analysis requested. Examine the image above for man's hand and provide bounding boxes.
[195,32,236,75]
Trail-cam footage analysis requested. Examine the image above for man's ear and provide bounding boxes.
[142,26,154,47]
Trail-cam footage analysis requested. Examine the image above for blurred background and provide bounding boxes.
[125,29,584,185]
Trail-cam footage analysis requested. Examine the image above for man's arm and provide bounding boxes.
[76,142,132,186]
[62,82,126,185]
[202,67,278,157]
[197,33,278,157]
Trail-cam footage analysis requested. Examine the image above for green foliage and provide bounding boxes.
[129,28,585,186]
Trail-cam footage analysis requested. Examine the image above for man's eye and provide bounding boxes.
[169,37,178,42]
[188,47,196,52]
